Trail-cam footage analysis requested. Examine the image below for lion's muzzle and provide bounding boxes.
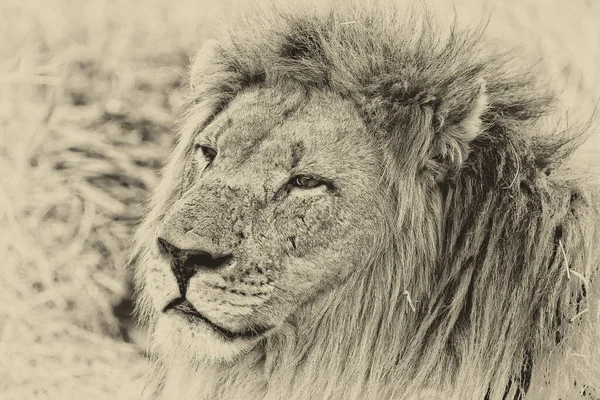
[150,188,280,339]
[156,236,233,297]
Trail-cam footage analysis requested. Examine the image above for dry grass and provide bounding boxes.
[0,0,598,399]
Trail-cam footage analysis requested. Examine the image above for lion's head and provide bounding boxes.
[133,2,600,399]
[148,86,387,362]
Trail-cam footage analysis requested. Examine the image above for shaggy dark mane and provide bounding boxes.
[134,1,600,399]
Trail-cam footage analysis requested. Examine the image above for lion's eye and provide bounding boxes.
[194,144,217,163]
[291,175,325,189]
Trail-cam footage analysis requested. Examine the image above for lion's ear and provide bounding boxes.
[190,39,219,89]
[448,79,487,142]
[430,79,487,176]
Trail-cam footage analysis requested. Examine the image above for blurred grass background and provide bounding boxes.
[0,0,598,399]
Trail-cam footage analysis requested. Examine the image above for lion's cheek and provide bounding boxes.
[267,199,343,254]
[281,205,379,300]
[275,247,356,307]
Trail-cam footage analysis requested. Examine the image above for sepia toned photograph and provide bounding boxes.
[1,0,599,399]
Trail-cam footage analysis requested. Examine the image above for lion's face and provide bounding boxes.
[146,87,385,362]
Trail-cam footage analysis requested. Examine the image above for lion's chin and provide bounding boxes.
[154,313,261,364]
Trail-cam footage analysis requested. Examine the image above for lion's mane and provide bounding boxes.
[132,2,600,398]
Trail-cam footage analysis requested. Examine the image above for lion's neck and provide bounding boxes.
[155,346,267,400]
[150,239,459,400]
[153,268,450,400]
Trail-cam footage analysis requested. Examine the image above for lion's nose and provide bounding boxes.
[157,237,233,296]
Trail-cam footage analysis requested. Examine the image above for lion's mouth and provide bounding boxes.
[162,298,270,341]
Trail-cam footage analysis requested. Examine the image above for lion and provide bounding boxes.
[131,1,600,399]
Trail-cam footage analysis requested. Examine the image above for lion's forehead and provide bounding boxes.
[201,87,371,174]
